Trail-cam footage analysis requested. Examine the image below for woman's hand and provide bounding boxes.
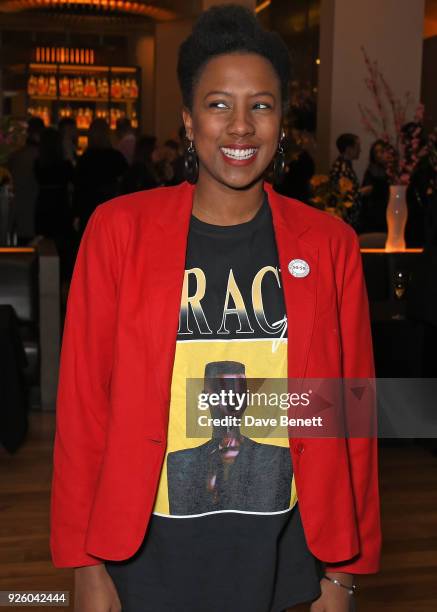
[74,564,122,612]
[310,572,355,612]
[359,185,373,196]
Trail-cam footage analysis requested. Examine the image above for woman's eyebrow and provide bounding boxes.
[249,91,275,98]
[204,90,233,98]
[204,90,275,98]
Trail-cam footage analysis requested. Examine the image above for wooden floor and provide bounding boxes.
[1,413,437,611]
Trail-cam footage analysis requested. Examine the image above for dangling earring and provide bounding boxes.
[273,130,286,184]
[184,140,199,184]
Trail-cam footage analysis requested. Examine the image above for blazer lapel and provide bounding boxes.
[265,184,319,379]
[145,182,195,427]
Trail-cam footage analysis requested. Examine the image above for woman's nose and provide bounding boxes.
[227,106,255,136]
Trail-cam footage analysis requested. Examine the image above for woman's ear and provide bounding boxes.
[182,107,194,142]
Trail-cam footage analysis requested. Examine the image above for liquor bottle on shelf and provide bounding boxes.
[111,78,122,99]
[76,108,84,129]
[27,75,37,96]
[60,76,70,97]
[130,79,139,99]
[89,78,97,98]
[48,76,57,97]
[131,111,139,129]
[37,75,48,96]
[109,108,124,130]
[98,77,109,99]
[122,79,130,99]
[42,106,50,126]
[83,108,93,129]
[76,77,84,97]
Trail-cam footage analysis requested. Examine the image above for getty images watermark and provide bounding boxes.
[196,388,323,429]
[184,377,437,439]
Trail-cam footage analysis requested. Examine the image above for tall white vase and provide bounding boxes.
[385,184,408,252]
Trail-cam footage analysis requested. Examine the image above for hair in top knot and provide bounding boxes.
[177,4,292,111]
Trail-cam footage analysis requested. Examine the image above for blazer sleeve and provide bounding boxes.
[50,203,124,568]
[325,226,382,574]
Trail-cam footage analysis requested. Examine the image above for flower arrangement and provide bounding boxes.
[309,174,354,219]
[359,48,428,185]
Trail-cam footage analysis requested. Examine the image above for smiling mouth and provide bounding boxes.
[220,147,258,161]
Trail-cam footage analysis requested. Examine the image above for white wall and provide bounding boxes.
[317,0,425,179]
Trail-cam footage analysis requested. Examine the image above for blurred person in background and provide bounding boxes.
[173,125,188,185]
[121,135,159,194]
[153,141,174,186]
[7,116,45,242]
[359,139,390,234]
[165,135,186,185]
[330,133,372,231]
[73,118,127,235]
[275,98,316,203]
[403,121,429,247]
[58,117,79,167]
[407,160,437,378]
[34,127,74,282]
[114,117,136,166]
[275,135,315,203]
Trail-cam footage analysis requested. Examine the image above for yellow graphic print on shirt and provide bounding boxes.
[152,264,297,518]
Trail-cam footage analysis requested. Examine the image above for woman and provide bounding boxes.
[360,139,390,234]
[50,6,380,612]
[121,135,159,194]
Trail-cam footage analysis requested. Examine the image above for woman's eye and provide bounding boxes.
[253,102,271,110]
[209,101,228,109]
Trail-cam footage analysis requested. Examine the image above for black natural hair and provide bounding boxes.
[336,133,358,155]
[177,4,291,112]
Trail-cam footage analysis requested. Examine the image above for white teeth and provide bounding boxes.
[221,147,257,160]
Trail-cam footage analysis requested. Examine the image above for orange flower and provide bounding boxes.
[339,177,353,194]
[311,174,329,188]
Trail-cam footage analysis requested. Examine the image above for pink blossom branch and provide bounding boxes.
[361,47,389,134]
[358,104,379,138]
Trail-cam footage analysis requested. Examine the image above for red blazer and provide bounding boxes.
[50,181,381,573]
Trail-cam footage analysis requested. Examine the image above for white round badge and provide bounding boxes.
[288,258,310,278]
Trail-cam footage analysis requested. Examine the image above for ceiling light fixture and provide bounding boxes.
[0,0,177,20]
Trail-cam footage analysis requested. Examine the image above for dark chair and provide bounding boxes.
[0,251,39,392]
[0,304,29,452]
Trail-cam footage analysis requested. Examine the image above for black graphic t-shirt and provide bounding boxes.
[105,195,323,612]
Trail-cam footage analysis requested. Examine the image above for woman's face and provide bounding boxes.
[374,144,386,165]
[183,52,282,190]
